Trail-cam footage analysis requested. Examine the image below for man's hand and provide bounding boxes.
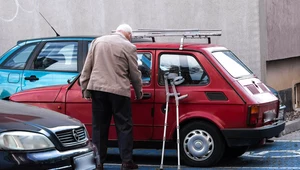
[84,97,92,101]
[82,90,92,101]
[135,91,143,100]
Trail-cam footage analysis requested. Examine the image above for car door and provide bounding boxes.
[0,43,38,99]
[65,51,155,141]
[22,41,80,91]
[152,50,212,140]
[130,50,155,140]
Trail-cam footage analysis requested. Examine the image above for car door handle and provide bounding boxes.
[24,75,39,82]
[142,93,152,99]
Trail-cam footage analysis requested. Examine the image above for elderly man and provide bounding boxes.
[80,24,143,170]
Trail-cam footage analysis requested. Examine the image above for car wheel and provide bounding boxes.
[224,146,249,158]
[180,121,225,167]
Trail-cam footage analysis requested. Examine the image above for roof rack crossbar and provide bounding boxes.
[112,29,221,49]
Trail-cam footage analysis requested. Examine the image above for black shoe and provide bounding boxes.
[97,163,103,170]
[121,161,138,170]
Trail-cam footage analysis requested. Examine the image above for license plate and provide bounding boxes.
[263,109,276,123]
[73,152,96,170]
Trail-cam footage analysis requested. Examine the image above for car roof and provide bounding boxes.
[135,42,220,50]
[17,36,221,50]
[17,36,98,44]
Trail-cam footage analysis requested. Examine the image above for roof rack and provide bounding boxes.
[135,29,221,50]
[112,29,221,50]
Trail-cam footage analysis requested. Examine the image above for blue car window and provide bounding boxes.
[32,42,78,71]
[1,44,36,69]
[137,53,152,84]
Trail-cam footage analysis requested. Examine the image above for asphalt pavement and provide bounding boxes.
[102,118,300,169]
[104,140,300,169]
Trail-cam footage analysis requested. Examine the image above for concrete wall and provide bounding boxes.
[266,57,300,91]
[265,0,300,110]
[0,0,264,79]
[266,57,300,111]
[266,0,300,61]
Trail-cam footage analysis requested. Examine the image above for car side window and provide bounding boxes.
[1,44,37,69]
[137,53,152,84]
[159,54,209,86]
[32,42,78,71]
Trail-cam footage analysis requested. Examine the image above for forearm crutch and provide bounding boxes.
[159,72,174,170]
[170,77,188,170]
[160,73,188,170]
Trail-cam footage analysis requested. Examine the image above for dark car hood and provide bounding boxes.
[0,100,82,133]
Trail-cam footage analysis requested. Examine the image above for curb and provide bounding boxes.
[281,118,300,136]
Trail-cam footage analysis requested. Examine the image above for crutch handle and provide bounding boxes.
[169,93,181,97]
[178,94,188,100]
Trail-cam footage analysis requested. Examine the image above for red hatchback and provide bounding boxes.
[9,30,285,167]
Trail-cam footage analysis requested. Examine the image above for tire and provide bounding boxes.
[224,146,249,158]
[180,121,225,167]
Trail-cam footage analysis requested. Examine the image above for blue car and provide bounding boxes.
[0,36,96,99]
[0,36,152,99]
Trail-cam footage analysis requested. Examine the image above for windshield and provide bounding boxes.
[212,50,253,78]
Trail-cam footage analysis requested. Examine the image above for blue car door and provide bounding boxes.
[22,41,80,91]
[0,43,38,99]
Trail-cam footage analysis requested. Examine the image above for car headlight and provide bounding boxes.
[0,131,55,150]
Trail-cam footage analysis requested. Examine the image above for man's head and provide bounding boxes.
[116,24,133,41]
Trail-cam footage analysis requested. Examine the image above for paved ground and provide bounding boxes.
[280,118,300,136]
[277,130,300,140]
[103,119,300,169]
[104,140,300,169]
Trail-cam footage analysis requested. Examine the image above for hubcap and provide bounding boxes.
[183,129,214,161]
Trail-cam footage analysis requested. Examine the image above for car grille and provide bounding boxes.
[56,127,88,147]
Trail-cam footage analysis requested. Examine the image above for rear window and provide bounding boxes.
[212,51,253,78]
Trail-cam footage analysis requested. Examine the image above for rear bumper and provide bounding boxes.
[221,120,285,147]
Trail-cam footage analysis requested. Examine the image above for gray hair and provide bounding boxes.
[116,24,133,34]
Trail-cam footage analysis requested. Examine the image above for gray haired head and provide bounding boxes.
[116,24,133,34]
[116,24,133,41]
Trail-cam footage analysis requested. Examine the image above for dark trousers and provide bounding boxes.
[91,90,133,164]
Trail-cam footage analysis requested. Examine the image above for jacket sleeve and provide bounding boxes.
[126,45,143,99]
[79,40,94,98]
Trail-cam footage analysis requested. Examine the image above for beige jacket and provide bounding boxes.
[80,33,142,99]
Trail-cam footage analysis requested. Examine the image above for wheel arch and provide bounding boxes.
[169,112,226,144]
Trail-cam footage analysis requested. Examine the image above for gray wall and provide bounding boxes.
[0,0,263,79]
[264,0,300,110]
[266,0,300,61]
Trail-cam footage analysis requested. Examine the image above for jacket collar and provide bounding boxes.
[112,32,129,41]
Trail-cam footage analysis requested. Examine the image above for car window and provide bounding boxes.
[212,50,253,78]
[31,42,78,71]
[137,53,152,84]
[0,44,36,69]
[88,41,92,49]
[159,53,209,85]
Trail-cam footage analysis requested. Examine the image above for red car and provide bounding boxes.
[9,30,285,167]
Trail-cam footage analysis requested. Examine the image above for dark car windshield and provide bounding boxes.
[212,50,253,78]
